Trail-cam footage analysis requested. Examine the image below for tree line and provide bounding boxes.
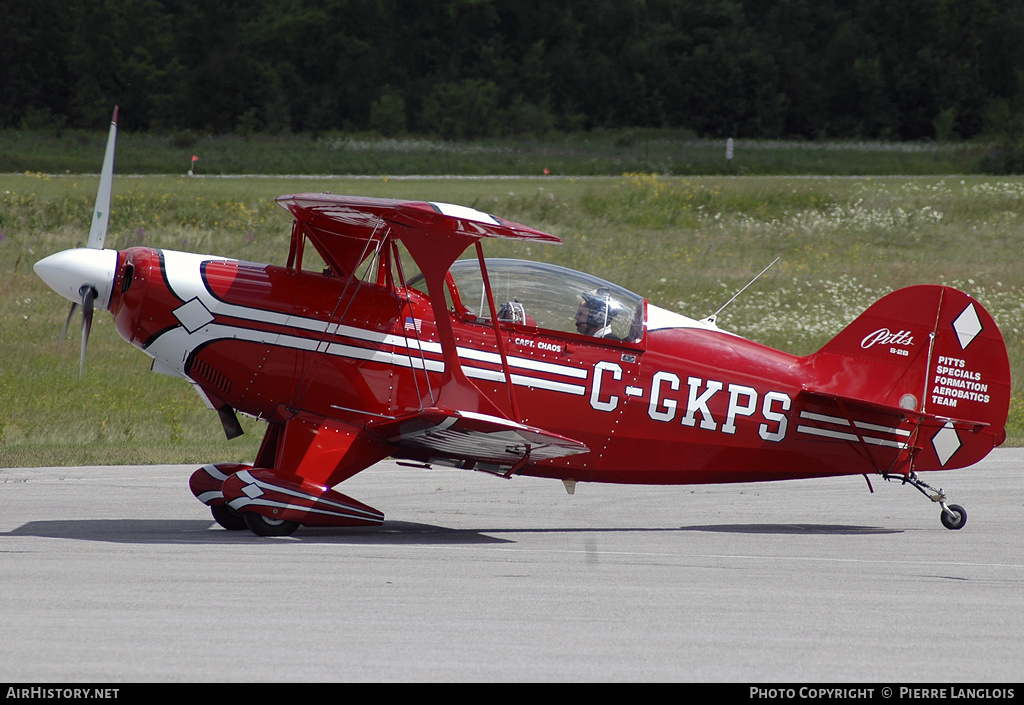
[3,0,1023,142]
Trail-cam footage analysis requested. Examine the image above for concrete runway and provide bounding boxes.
[2,450,1022,682]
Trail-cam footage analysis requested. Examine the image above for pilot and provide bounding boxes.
[574,287,620,337]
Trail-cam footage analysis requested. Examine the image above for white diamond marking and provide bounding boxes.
[931,421,961,466]
[242,482,264,499]
[173,297,215,333]
[952,303,982,350]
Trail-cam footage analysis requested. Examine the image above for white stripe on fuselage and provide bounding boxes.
[149,250,586,394]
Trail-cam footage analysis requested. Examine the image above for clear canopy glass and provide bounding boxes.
[442,258,646,342]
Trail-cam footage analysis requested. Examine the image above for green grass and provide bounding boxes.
[2,172,1023,467]
[0,129,991,177]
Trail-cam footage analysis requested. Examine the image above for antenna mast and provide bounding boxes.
[706,257,780,325]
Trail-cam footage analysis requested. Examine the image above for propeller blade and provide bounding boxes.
[79,286,96,377]
[87,106,118,250]
[58,301,79,353]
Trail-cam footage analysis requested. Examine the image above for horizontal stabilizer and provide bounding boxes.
[367,408,589,468]
[796,389,994,473]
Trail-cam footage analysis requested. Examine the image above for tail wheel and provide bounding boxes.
[884,472,967,531]
[940,504,967,531]
[244,512,300,537]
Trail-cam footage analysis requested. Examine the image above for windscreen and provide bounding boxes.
[445,258,645,343]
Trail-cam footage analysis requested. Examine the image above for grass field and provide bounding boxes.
[0,129,991,177]
[2,171,1023,467]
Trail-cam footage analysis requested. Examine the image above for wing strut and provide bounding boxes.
[391,237,437,409]
[832,396,917,477]
[288,219,388,413]
[474,242,521,422]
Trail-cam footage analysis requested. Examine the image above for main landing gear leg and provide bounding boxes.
[885,471,967,530]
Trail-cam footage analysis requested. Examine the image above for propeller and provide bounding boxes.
[36,106,119,376]
[78,285,96,377]
[57,285,98,377]
[46,257,111,377]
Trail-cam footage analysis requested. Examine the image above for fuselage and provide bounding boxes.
[100,245,903,485]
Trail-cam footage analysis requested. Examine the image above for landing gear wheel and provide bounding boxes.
[210,504,247,531]
[244,512,300,537]
[940,504,967,531]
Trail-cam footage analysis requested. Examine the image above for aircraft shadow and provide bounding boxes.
[0,519,514,545]
[678,523,902,535]
[2,518,900,544]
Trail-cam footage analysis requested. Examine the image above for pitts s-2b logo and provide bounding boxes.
[860,328,915,349]
[589,362,792,442]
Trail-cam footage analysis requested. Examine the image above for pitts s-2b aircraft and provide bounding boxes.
[35,110,1011,536]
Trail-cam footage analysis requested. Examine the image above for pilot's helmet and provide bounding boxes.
[579,287,620,328]
[498,299,526,324]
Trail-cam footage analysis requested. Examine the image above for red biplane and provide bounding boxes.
[34,110,1011,536]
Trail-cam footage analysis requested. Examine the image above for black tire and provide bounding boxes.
[210,504,247,531]
[244,511,300,537]
[940,504,967,530]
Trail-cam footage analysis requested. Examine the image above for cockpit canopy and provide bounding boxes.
[440,258,646,343]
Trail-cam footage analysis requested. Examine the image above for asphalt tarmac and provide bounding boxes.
[2,450,1022,683]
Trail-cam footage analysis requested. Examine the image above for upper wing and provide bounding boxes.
[277,194,561,278]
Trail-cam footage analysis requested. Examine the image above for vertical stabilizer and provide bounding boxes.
[804,285,1010,469]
